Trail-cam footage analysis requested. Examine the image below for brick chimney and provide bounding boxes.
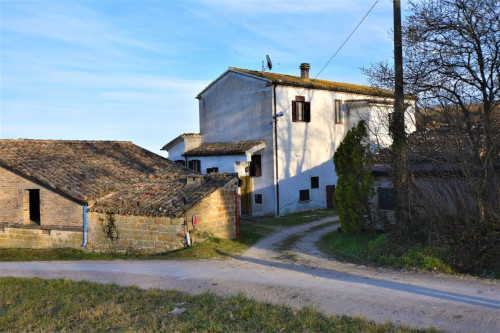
[300,63,310,79]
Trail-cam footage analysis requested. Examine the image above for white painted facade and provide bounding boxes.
[166,67,416,216]
[166,135,202,163]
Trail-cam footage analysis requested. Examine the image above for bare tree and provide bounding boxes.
[363,0,499,273]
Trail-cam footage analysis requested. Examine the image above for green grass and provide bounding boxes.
[0,210,336,262]
[318,232,454,273]
[0,277,439,332]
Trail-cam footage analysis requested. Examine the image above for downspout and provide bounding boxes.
[81,205,87,247]
[273,83,280,216]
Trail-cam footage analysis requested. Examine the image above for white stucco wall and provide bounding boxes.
[167,141,185,162]
[198,72,275,216]
[166,136,202,162]
[196,69,416,216]
[346,100,417,150]
[185,155,247,174]
[274,86,408,215]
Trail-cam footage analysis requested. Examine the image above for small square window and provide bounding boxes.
[206,167,219,174]
[378,188,396,210]
[254,194,262,204]
[299,190,310,202]
[311,176,319,189]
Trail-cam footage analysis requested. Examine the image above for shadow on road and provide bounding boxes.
[217,250,500,310]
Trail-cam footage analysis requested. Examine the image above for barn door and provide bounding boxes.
[240,176,252,215]
[326,185,336,209]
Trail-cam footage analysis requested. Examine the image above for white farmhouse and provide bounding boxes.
[163,64,416,216]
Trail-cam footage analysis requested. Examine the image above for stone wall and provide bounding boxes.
[87,179,238,254]
[86,212,185,254]
[0,225,82,248]
[186,178,237,239]
[0,167,83,227]
[0,166,237,253]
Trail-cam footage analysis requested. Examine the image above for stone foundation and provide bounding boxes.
[0,224,82,248]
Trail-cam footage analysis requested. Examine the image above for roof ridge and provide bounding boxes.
[0,139,133,143]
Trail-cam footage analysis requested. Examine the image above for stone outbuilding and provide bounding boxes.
[0,139,238,253]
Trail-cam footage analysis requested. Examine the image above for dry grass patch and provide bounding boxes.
[0,277,440,332]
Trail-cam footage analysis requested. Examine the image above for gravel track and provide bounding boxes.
[1,215,498,332]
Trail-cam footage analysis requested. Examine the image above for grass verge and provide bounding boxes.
[318,232,454,274]
[0,210,335,262]
[0,277,439,332]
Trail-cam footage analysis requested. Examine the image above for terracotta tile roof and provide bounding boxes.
[183,141,265,157]
[197,67,414,99]
[161,133,201,151]
[0,139,195,205]
[88,173,237,217]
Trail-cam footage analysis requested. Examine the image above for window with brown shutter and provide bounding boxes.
[292,96,310,123]
[250,155,262,177]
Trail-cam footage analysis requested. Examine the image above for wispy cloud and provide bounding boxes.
[1,0,395,153]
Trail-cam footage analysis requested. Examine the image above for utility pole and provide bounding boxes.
[392,0,409,227]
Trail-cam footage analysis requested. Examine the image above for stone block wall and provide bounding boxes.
[87,178,238,254]
[86,212,185,254]
[0,167,83,227]
[186,178,237,239]
[0,226,82,248]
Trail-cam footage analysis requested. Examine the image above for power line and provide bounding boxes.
[314,0,380,81]
[278,0,380,114]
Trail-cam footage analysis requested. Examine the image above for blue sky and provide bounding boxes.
[1,0,399,156]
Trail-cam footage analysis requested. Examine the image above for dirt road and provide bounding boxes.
[1,216,498,332]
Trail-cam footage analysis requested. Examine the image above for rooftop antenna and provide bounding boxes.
[262,54,272,73]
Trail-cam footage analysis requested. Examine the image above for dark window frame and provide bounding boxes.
[188,159,201,172]
[388,112,394,128]
[254,193,263,204]
[311,176,319,189]
[299,189,310,202]
[292,96,311,123]
[335,99,342,124]
[206,167,219,174]
[250,155,262,177]
[378,187,396,210]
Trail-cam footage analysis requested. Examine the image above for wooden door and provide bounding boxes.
[240,176,252,215]
[326,185,336,209]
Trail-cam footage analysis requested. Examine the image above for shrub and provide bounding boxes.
[333,120,374,234]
